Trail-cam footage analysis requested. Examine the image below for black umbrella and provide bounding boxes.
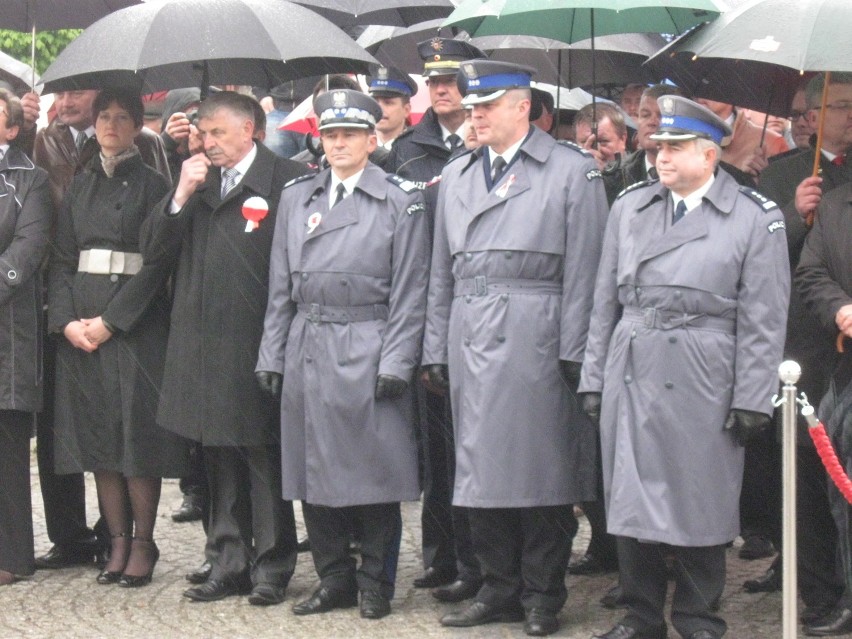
[294,0,455,27]
[40,0,379,94]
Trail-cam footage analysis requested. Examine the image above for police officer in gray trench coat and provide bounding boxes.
[579,96,790,639]
[256,90,430,620]
[422,61,607,637]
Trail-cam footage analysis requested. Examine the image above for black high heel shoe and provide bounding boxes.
[96,532,131,585]
[118,538,159,588]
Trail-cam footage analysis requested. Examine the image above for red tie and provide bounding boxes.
[833,155,846,166]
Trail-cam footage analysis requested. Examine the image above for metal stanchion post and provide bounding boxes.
[777,360,801,639]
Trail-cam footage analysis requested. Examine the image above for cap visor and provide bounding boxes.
[649,131,699,141]
[461,89,507,106]
[318,122,372,131]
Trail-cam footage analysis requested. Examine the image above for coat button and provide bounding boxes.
[110,274,119,282]
[500,294,508,302]
[665,381,674,389]
[115,203,122,209]
[305,356,313,363]
[624,375,633,384]
[464,252,472,261]
[301,273,309,280]
[6,269,16,280]
[338,360,346,366]
[669,336,677,343]
[465,295,471,303]
[635,287,642,295]
[464,338,471,346]
[504,251,512,259]
[674,290,682,298]
[340,279,348,286]
[631,330,637,339]
[496,336,505,343]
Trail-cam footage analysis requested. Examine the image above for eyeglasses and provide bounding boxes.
[815,101,852,114]
[787,110,809,121]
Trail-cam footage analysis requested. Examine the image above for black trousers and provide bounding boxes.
[181,442,209,534]
[580,435,618,567]
[618,536,726,637]
[203,445,297,585]
[36,334,93,547]
[739,425,781,543]
[418,385,456,573]
[302,502,401,599]
[468,505,577,612]
[0,410,35,576]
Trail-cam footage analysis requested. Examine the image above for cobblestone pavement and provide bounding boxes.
[0,461,789,638]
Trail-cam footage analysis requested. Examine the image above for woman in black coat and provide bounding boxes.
[0,89,52,586]
[48,88,189,588]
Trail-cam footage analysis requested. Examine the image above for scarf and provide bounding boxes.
[100,144,140,178]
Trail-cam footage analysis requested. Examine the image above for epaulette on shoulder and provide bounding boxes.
[615,179,654,200]
[557,140,592,157]
[387,174,423,192]
[739,186,779,212]
[283,173,314,189]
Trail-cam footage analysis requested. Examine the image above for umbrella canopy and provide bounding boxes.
[473,32,665,88]
[356,19,458,72]
[294,0,456,27]
[0,50,40,94]
[0,0,141,31]
[442,0,725,43]
[645,0,851,115]
[40,0,379,94]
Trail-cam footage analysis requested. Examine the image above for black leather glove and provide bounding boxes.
[724,409,771,446]
[580,392,603,424]
[255,371,282,399]
[425,364,449,390]
[375,374,408,400]
[559,360,582,392]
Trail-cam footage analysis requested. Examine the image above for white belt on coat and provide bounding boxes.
[78,249,143,275]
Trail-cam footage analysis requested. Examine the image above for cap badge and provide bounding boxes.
[661,97,675,115]
[332,91,347,107]
[377,67,388,80]
[430,38,444,51]
[463,63,477,79]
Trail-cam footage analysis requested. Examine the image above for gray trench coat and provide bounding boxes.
[579,170,790,546]
[422,127,608,508]
[257,164,430,507]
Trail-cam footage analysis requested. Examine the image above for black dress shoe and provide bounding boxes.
[738,535,775,560]
[185,560,212,584]
[743,567,781,593]
[292,586,358,615]
[296,538,311,553]
[592,623,668,639]
[171,493,204,523]
[440,601,525,627]
[360,590,391,619]
[34,543,97,569]
[805,607,852,636]
[802,603,837,626]
[600,584,628,609]
[183,577,252,602]
[413,566,457,588]
[688,631,719,639]
[568,553,616,576]
[248,582,286,606]
[432,579,482,603]
[524,608,559,636]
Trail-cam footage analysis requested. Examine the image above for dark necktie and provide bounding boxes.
[75,130,87,154]
[333,182,347,207]
[832,154,846,166]
[446,134,462,151]
[221,167,239,198]
[672,199,687,225]
[491,156,507,182]
[648,166,659,180]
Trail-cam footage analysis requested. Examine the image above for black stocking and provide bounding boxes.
[94,471,131,574]
[124,477,161,577]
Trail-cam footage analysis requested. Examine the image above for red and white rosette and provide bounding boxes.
[242,196,269,232]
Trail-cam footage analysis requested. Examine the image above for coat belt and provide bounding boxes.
[297,303,388,324]
[621,306,735,333]
[78,249,143,275]
[454,276,562,297]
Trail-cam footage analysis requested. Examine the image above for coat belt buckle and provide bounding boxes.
[87,248,113,274]
[474,275,487,296]
[308,303,321,323]
[643,307,656,329]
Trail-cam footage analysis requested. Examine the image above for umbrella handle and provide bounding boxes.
[807,72,832,226]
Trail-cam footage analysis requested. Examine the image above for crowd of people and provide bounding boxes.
[1,32,852,639]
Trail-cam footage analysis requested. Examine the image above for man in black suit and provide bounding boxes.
[142,91,308,605]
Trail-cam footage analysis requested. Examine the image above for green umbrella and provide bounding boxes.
[442,0,725,43]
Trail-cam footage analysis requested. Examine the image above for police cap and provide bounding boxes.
[418,37,486,78]
[368,65,418,98]
[650,95,732,145]
[457,60,535,106]
[314,89,383,131]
